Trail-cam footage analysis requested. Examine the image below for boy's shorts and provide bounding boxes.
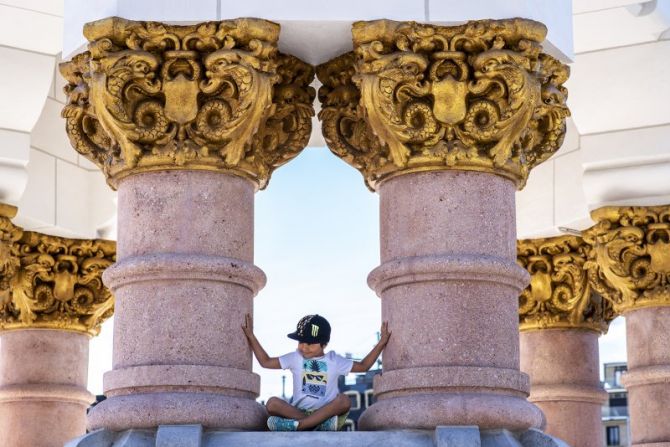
[300,409,350,430]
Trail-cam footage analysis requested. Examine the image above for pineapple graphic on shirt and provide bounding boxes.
[302,359,328,397]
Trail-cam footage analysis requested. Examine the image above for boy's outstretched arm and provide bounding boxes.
[242,313,281,369]
[351,321,391,373]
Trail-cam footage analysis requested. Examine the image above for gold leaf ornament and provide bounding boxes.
[60,17,314,190]
[584,206,670,314]
[318,19,570,191]
[517,236,614,333]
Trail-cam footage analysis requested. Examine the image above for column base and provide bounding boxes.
[67,425,569,447]
[358,393,544,431]
[87,393,268,432]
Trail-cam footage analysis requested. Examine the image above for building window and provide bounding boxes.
[607,426,620,446]
[344,390,361,410]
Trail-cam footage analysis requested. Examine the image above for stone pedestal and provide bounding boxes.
[67,425,570,447]
[624,307,670,447]
[88,171,267,430]
[360,170,541,431]
[520,330,606,447]
[0,330,93,447]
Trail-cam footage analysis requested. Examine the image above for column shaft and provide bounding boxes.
[89,171,266,430]
[0,330,92,447]
[359,171,542,430]
[521,330,606,447]
[624,307,670,446]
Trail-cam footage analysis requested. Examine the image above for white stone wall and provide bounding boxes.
[13,58,117,240]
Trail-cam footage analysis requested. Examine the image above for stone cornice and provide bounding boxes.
[0,208,116,335]
[317,19,570,191]
[60,17,315,190]
[584,205,670,314]
[517,235,615,333]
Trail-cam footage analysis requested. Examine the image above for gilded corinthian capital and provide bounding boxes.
[584,206,670,314]
[517,236,615,333]
[318,19,570,190]
[60,17,315,190]
[0,208,116,335]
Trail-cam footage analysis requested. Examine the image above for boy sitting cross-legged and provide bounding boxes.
[242,313,391,431]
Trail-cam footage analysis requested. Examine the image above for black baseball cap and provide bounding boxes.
[287,314,331,344]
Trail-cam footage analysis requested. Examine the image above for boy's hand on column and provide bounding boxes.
[380,321,391,345]
[242,313,255,340]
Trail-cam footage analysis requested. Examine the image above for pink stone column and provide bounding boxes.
[624,307,670,446]
[359,171,543,431]
[88,171,267,431]
[520,330,607,447]
[584,205,670,446]
[59,17,315,433]
[0,330,93,447]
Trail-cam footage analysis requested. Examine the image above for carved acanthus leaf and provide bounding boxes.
[517,235,615,333]
[0,208,115,335]
[583,206,670,314]
[60,17,314,190]
[318,19,570,191]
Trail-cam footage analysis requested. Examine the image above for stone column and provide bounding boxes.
[318,19,570,432]
[0,204,115,447]
[517,236,614,447]
[59,17,314,431]
[585,205,670,447]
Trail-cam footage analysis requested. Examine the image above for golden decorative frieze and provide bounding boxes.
[60,17,314,190]
[584,206,670,314]
[0,211,115,335]
[318,19,570,191]
[0,205,22,310]
[517,236,614,333]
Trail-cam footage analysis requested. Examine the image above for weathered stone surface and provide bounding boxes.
[66,425,571,446]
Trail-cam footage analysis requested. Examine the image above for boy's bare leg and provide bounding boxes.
[266,397,305,420]
[296,394,351,431]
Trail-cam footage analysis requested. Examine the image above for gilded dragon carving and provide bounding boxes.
[0,207,115,335]
[60,17,314,190]
[517,236,614,333]
[318,19,570,190]
[584,206,670,314]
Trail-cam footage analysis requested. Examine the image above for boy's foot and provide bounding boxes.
[267,416,299,431]
[314,415,339,431]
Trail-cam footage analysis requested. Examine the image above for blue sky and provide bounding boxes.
[88,146,627,402]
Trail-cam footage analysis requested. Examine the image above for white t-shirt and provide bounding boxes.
[279,350,354,410]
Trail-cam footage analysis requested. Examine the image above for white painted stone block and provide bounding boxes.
[554,149,592,231]
[0,5,63,55]
[582,124,670,209]
[15,148,56,229]
[570,40,670,134]
[516,160,555,239]
[56,159,93,237]
[0,47,54,132]
[31,97,77,164]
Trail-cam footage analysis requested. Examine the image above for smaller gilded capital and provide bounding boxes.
[0,214,116,335]
[517,235,615,333]
[318,19,570,191]
[584,205,670,314]
[60,17,314,190]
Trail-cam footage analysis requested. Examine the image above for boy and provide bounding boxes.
[242,313,391,431]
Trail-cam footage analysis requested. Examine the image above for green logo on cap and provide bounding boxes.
[311,324,319,337]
